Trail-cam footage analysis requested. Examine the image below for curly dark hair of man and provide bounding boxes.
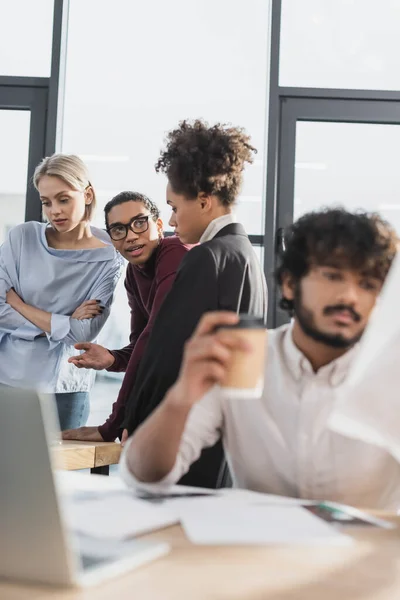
[275,208,398,313]
[104,191,160,227]
[155,119,257,206]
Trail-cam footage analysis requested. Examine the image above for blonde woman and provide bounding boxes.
[0,154,122,429]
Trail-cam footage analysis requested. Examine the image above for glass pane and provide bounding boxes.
[87,375,123,427]
[0,110,30,242]
[63,0,270,234]
[280,0,400,90]
[294,121,400,234]
[0,0,54,76]
[96,273,130,377]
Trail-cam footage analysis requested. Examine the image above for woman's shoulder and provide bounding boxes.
[9,221,42,235]
[179,241,214,265]
[108,249,125,282]
[89,225,112,245]
[6,221,43,245]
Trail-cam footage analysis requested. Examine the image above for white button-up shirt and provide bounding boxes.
[120,323,400,509]
[199,212,237,244]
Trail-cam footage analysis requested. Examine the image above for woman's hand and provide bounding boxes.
[6,288,23,311]
[71,300,103,320]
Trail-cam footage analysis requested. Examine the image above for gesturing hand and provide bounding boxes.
[71,300,103,320]
[68,342,115,370]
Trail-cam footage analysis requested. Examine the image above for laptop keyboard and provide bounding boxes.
[73,533,142,572]
[79,553,110,570]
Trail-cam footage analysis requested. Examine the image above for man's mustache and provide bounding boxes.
[323,304,361,323]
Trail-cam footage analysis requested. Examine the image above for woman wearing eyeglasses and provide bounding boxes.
[0,154,123,429]
[62,191,191,442]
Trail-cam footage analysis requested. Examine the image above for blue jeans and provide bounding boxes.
[55,392,90,431]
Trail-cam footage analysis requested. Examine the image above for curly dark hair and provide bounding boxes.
[155,119,257,205]
[275,208,398,313]
[104,191,160,227]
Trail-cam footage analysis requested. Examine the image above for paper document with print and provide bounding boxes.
[62,493,179,540]
[56,470,128,498]
[329,253,400,461]
[178,497,351,546]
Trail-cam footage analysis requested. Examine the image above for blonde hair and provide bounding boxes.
[33,154,96,220]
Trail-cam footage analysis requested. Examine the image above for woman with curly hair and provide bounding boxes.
[122,119,268,488]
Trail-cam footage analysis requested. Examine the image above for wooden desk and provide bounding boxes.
[2,517,400,599]
[53,441,122,474]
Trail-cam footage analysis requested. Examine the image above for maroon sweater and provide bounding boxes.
[98,236,190,441]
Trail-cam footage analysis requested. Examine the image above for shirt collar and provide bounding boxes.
[41,223,117,263]
[282,322,359,387]
[199,213,237,244]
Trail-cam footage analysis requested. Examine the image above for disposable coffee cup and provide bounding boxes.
[218,314,267,399]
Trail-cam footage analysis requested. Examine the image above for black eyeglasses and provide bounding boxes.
[107,215,150,241]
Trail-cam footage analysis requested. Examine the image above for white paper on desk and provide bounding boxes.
[329,253,400,462]
[219,488,310,506]
[62,493,179,540]
[179,497,350,545]
[56,470,128,498]
[154,488,313,516]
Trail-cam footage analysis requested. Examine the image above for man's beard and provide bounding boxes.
[293,285,364,349]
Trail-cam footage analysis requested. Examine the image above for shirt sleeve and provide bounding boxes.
[0,232,42,341]
[99,242,189,441]
[46,258,122,347]
[106,266,145,373]
[98,288,146,440]
[120,387,223,492]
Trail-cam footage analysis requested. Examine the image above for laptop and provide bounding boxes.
[0,387,170,587]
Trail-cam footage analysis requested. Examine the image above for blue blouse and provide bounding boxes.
[0,222,123,392]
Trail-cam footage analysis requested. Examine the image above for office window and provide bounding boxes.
[62,0,270,235]
[280,0,400,90]
[294,121,400,234]
[0,0,54,77]
[63,0,270,360]
[0,110,30,242]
